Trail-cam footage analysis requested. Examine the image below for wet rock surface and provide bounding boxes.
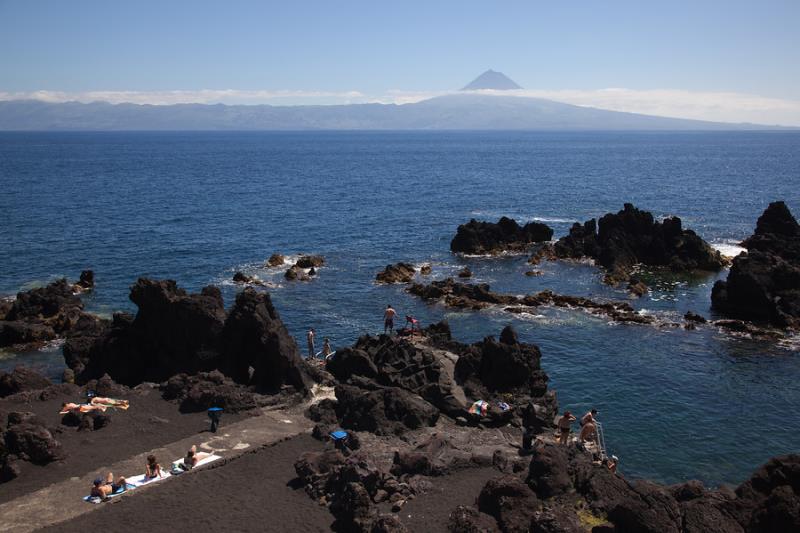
[0,274,99,348]
[408,278,655,325]
[376,263,416,284]
[451,217,553,255]
[553,204,726,283]
[712,201,800,328]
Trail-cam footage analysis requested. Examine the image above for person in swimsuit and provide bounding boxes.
[580,408,598,427]
[579,420,597,443]
[557,411,576,445]
[145,454,162,479]
[60,402,107,414]
[181,445,211,470]
[322,337,332,358]
[384,305,397,335]
[307,328,315,358]
[90,397,129,409]
[91,472,127,499]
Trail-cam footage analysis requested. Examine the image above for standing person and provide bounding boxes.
[322,337,332,358]
[581,408,598,427]
[307,328,315,358]
[557,410,576,445]
[383,305,397,335]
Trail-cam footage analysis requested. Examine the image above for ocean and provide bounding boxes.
[1,130,799,486]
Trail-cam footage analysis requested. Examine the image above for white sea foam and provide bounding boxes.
[711,241,746,259]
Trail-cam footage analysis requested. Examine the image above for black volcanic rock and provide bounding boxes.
[220,288,312,393]
[554,204,726,283]
[376,263,416,284]
[451,217,553,255]
[63,279,313,394]
[327,334,465,417]
[712,202,800,328]
[0,276,101,348]
[0,367,52,398]
[454,327,549,399]
[333,383,439,435]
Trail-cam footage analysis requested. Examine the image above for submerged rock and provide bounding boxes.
[232,271,266,286]
[451,217,553,255]
[554,204,726,283]
[712,201,800,328]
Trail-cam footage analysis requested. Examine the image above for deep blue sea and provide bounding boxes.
[1,131,799,487]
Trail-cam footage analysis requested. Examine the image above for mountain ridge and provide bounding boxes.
[0,93,793,131]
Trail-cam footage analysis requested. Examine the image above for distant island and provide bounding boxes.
[0,71,793,131]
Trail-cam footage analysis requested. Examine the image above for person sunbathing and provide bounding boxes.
[182,445,211,470]
[91,472,127,499]
[90,397,129,409]
[144,454,162,479]
[60,402,107,415]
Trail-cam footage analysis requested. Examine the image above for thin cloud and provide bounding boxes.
[1,87,799,126]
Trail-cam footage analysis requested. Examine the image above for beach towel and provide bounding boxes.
[83,483,137,503]
[468,400,489,417]
[169,453,222,475]
[127,470,172,487]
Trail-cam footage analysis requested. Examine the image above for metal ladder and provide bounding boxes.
[595,421,609,460]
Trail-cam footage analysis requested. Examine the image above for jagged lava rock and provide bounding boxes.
[63,279,313,394]
[554,204,726,282]
[376,263,416,284]
[712,201,800,328]
[451,217,553,254]
[0,367,52,397]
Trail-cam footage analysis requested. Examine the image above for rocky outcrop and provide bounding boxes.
[0,275,100,348]
[266,253,285,267]
[554,204,726,283]
[1,410,65,482]
[450,441,800,533]
[0,367,52,398]
[63,279,313,394]
[294,449,416,532]
[408,279,654,325]
[296,255,325,268]
[451,217,554,255]
[161,371,259,413]
[334,384,439,435]
[327,334,465,417]
[712,202,800,328]
[232,271,267,286]
[220,288,312,393]
[376,263,416,284]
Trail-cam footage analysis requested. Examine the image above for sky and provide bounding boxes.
[1,0,799,125]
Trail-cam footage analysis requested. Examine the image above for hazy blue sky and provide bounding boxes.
[1,0,799,124]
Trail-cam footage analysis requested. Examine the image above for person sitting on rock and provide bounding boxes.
[579,420,597,443]
[181,445,211,470]
[91,472,127,499]
[145,454,162,479]
[602,455,618,474]
[557,411,576,445]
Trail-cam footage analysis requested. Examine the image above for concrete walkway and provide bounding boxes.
[0,406,313,533]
